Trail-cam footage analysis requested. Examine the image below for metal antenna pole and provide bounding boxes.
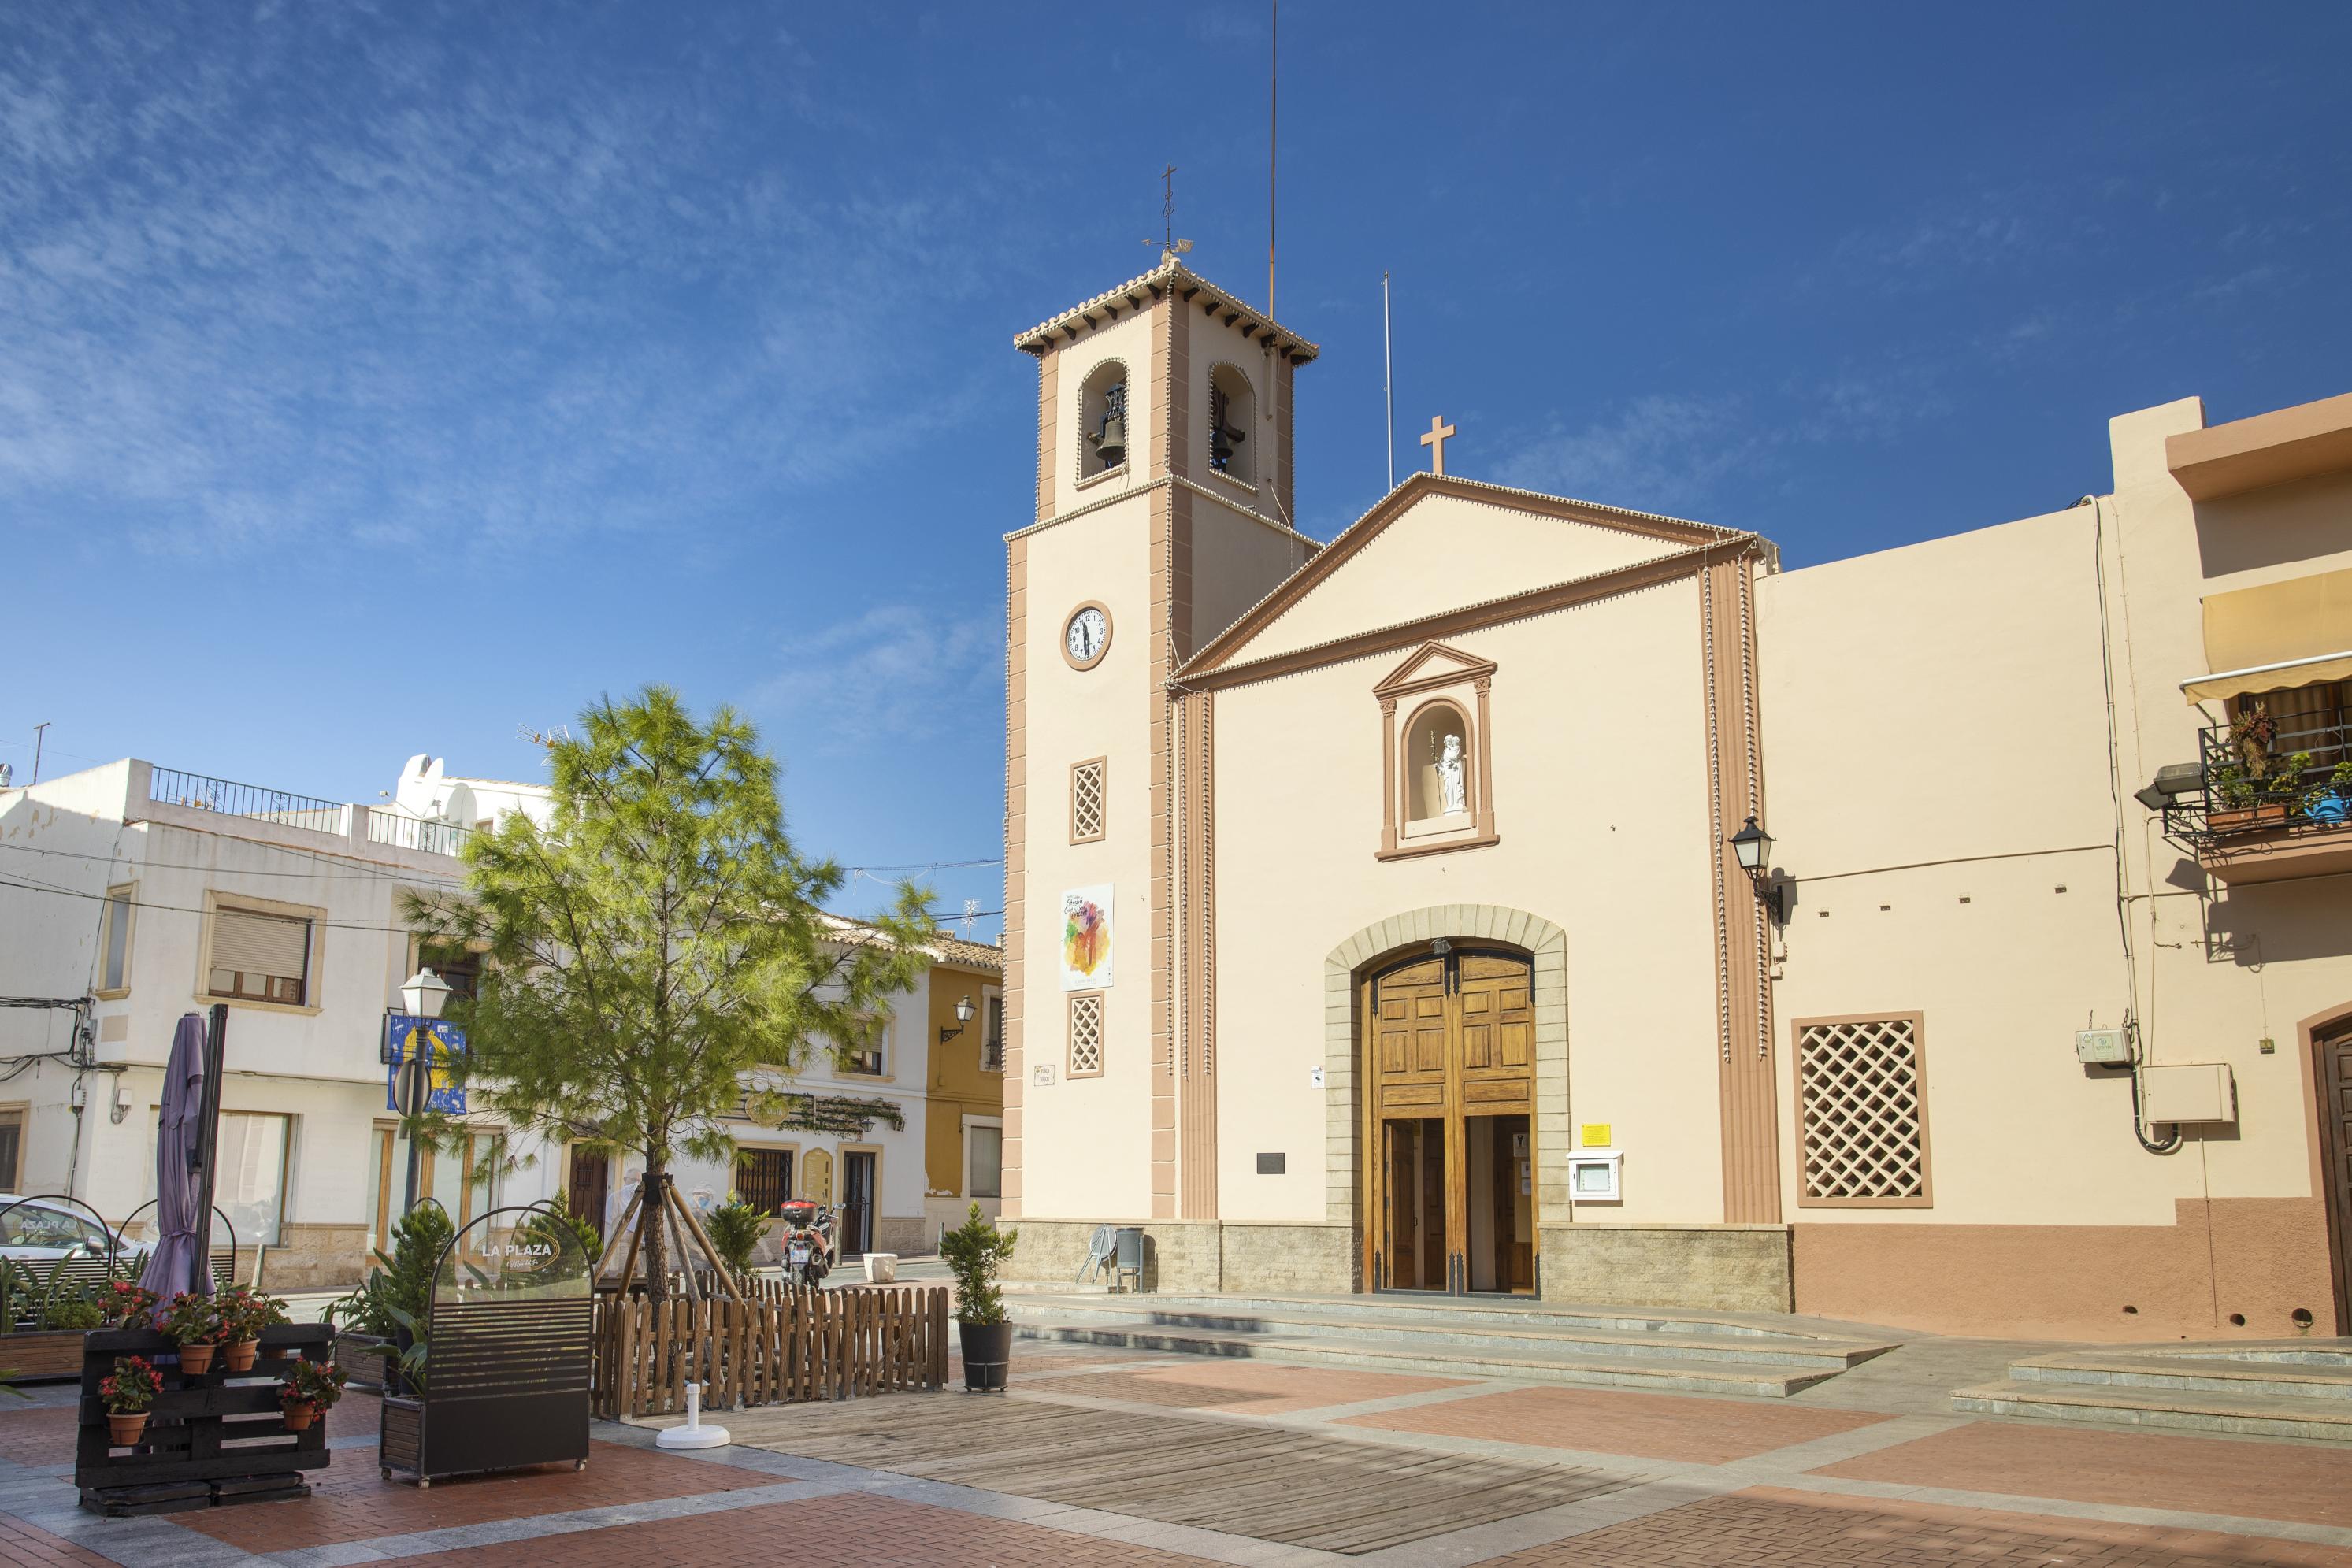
[1383,272,1396,491]
[31,723,48,785]
[1267,0,1278,316]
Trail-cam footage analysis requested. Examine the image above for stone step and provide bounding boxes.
[2010,1351,2352,1403]
[1018,1288,1872,1347]
[1952,1379,2352,1443]
[1015,1319,1843,1398]
[1007,1299,1889,1371]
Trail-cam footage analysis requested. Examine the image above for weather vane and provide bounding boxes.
[1145,163,1193,265]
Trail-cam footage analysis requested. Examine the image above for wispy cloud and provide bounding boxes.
[753,605,1001,753]
[1496,395,1757,517]
[0,8,1013,558]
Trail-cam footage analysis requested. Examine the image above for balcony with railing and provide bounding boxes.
[136,765,473,862]
[2157,713,2352,884]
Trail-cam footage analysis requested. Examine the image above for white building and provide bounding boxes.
[0,753,995,1288]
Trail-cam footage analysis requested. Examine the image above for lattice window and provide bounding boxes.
[1070,758,1107,843]
[1796,1014,1931,1207]
[1067,992,1105,1077]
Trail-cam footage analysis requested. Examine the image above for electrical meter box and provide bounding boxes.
[2076,1027,2134,1065]
[2140,1062,2237,1125]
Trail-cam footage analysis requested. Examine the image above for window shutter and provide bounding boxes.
[212,907,310,980]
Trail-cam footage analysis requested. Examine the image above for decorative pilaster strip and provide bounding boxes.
[1035,354,1058,522]
[1000,532,1029,1217]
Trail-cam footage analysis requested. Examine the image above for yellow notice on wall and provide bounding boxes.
[1579,1123,1612,1149]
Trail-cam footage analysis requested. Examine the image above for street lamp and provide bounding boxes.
[392,968,452,1217]
[1728,816,1790,923]
[939,994,977,1045]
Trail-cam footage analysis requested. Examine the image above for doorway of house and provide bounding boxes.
[2319,1015,2352,1335]
[567,1148,609,1233]
[840,1151,877,1258]
[1363,946,1537,1295]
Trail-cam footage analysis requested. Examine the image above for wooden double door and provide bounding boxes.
[2321,1017,2352,1335]
[1363,947,1537,1295]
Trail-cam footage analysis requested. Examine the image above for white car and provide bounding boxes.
[0,1195,145,1273]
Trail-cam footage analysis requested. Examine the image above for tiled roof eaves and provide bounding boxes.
[1013,261,1320,363]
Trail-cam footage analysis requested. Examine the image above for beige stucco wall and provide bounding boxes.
[1189,495,1313,651]
[1231,493,1688,664]
[1016,495,1159,1220]
[1204,573,1725,1229]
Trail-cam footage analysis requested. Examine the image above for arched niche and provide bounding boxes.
[1403,699,1473,826]
[1078,359,1130,480]
[1373,641,1501,861]
[1208,362,1255,485]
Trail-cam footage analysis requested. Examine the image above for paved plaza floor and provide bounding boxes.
[6,1342,2351,1566]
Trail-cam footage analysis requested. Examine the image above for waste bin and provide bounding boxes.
[1113,1226,1144,1292]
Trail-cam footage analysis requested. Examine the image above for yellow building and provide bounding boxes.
[918,934,1009,1241]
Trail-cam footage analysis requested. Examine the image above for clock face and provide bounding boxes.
[1065,606,1110,668]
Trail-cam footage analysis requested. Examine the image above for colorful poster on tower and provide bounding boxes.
[1060,884,1115,992]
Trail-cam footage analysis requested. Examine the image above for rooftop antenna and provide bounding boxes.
[961,897,981,938]
[518,722,570,750]
[31,722,49,785]
[1144,164,1193,265]
[1382,272,1396,491]
[1267,0,1278,317]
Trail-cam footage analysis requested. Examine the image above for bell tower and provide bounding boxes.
[1001,259,1319,1231]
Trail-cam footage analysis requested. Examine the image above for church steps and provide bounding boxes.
[1012,1319,1846,1398]
[1023,1289,1883,1347]
[1007,1299,1887,1371]
[1950,1341,2352,1442]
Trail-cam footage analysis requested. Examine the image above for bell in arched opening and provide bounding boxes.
[1089,381,1128,471]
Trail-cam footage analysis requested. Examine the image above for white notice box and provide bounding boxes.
[2140,1062,2235,1124]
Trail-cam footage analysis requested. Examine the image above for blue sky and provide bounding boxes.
[6,3,2347,936]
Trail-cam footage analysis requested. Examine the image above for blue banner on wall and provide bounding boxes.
[384,1015,468,1114]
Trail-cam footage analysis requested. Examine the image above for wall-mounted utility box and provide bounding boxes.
[1566,1148,1623,1203]
[2141,1062,2236,1125]
[2076,1027,2135,1065]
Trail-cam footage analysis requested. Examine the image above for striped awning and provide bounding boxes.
[2184,566,2352,702]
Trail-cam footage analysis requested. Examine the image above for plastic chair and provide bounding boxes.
[1075,1224,1118,1284]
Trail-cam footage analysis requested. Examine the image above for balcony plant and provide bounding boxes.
[939,1202,1018,1392]
[158,1292,221,1376]
[100,1355,163,1447]
[278,1357,347,1433]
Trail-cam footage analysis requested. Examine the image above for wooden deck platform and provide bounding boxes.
[717,1391,1638,1554]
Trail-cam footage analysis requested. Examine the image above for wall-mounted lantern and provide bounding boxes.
[940,994,976,1046]
[1729,816,1791,924]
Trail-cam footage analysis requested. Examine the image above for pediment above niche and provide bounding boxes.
[1372,640,1497,702]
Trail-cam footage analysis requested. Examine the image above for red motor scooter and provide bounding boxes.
[777,1199,837,1289]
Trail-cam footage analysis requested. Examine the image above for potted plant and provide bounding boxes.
[101,1281,158,1329]
[158,1292,221,1376]
[40,1296,104,1333]
[278,1357,347,1433]
[704,1195,766,1283]
[938,1202,1018,1393]
[214,1285,289,1370]
[100,1355,162,1448]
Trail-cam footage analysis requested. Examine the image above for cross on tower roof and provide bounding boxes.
[1419,415,1457,476]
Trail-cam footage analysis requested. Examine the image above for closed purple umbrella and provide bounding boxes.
[139,1013,210,1309]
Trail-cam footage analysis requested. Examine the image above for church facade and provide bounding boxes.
[1000,258,2352,1342]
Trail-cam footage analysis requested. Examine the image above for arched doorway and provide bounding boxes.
[2316,1009,2352,1334]
[1362,944,1537,1294]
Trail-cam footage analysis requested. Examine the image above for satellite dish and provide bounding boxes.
[441,782,479,828]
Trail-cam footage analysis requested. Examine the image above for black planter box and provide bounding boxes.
[74,1324,333,1511]
[958,1321,1011,1392]
[377,1293,591,1485]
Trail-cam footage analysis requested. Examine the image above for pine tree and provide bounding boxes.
[410,687,935,1299]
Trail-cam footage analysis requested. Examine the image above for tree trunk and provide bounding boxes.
[642,1161,670,1301]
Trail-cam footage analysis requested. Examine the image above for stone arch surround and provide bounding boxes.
[1323,905,1571,1230]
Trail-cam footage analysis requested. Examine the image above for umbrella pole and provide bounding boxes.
[189,1003,228,1294]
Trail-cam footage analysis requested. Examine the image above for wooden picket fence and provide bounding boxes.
[592,1284,949,1418]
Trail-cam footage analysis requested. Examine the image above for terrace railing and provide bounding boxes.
[146,768,348,836]
[365,810,477,858]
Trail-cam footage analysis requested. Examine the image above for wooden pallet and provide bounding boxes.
[74,1324,334,1507]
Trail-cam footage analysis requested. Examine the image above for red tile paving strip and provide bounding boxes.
[169,1437,773,1551]
[0,1406,80,1467]
[388,1490,1218,1566]
[1036,1362,1469,1414]
[1340,1385,1886,1465]
[1815,1419,2352,1529]
[0,1513,113,1568]
[1483,1486,2352,1567]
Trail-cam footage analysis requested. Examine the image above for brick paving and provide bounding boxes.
[1486,1486,2352,1567]
[1030,1360,1470,1414]
[1341,1383,1890,1464]
[1815,1419,2352,1528]
[387,1491,1219,1566]
[168,1437,774,1551]
[0,1513,113,1568]
[0,1406,78,1467]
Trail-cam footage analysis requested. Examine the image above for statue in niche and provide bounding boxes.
[1434,732,1467,816]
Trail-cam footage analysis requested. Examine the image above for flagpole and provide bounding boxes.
[1383,272,1396,491]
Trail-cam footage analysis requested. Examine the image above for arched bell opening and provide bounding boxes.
[1078,359,1129,477]
[1208,363,1255,484]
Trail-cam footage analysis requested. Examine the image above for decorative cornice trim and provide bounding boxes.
[1014,259,1320,363]
[1007,472,1310,550]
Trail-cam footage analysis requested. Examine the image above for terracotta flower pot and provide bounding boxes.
[107,1412,150,1447]
[177,1343,217,1376]
[281,1399,317,1432]
[224,1339,260,1374]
